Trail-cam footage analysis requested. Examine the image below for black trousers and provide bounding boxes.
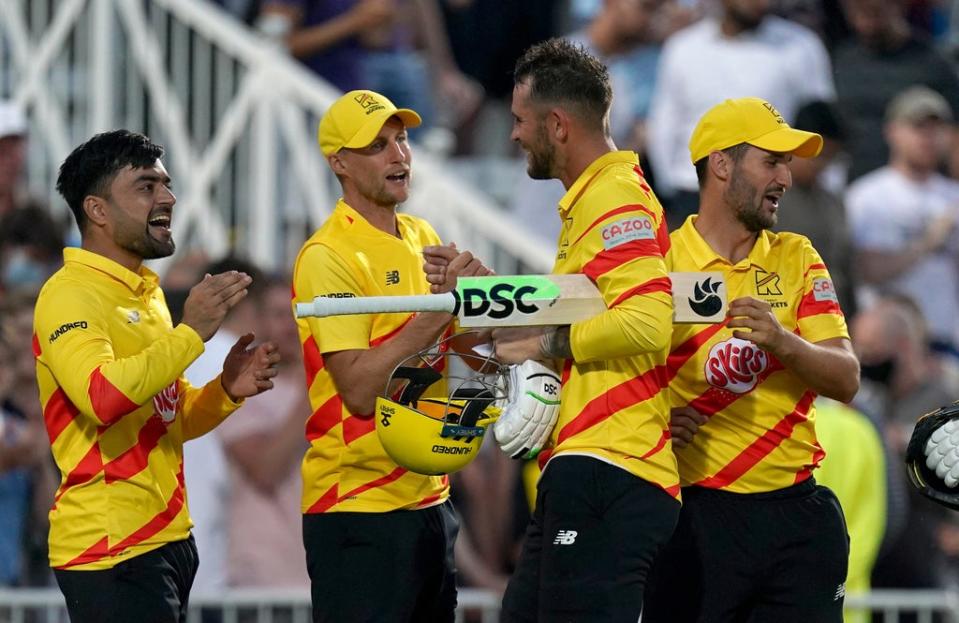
[54,536,199,623]
[303,501,459,623]
[502,455,680,623]
[644,479,849,623]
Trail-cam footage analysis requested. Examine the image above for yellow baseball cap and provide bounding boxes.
[318,90,422,156]
[688,97,823,164]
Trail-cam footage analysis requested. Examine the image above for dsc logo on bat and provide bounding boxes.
[454,283,540,319]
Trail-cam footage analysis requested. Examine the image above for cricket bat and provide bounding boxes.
[295,273,727,327]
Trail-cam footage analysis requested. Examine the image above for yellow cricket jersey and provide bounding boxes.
[293,199,450,514]
[666,216,849,493]
[547,151,679,498]
[34,248,241,570]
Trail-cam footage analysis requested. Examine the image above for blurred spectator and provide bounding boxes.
[450,443,521,594]
[182,256,265,597]
[160,250,212,324]
[218,275,311,588]
[846,86,959,355]
[904,0,951,41]
[258,0,481,134]
[833,0,959,181]
[0,291,57,588]
[440,0,561,155]
[509,0,667,245]
[0,203,66,299]
[775,100,857,316]
[850,296,959,607]
[0,100,28,218]
[814,398,886,623]
[257,0,388,92]
[647,0,834,228]
[571,0,671,149]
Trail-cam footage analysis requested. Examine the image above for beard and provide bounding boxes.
[120,226,176,260]
[364,180,408,208]
[725,168,777,232]
[111,203,176,260]
[525,124,555,180]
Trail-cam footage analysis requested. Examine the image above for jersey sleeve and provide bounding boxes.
[293,242,373,354]
[568,193,673,362]
[796,239,850,343]
[178,373,243,441]
[34,281,205,427]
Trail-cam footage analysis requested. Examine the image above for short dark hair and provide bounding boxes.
[0,203,65,260]
[794,100,847,143]
[514,38,612,132]
[694,143,750,188]
[56,130,164,231]
[203,255,266,301]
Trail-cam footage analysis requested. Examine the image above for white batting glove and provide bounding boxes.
[925,419,959,488]
[492,360,561,459]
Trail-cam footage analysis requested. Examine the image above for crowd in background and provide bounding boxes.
[4,0,959,619]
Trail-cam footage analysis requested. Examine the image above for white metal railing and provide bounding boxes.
[2,588,959,623]
[0,0,554,274]
[0,587,501,623]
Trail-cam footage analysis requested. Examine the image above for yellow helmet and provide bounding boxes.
[375,345,507,475]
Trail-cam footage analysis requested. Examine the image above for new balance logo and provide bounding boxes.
[834,583,846,601]
[386,270,400,286]
[553,530,577,545]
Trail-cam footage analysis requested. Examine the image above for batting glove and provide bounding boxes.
[492,360,561,459]
[925,419,959,488]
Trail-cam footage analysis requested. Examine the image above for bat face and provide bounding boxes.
[453,275,606,328]
[294,273,727,327]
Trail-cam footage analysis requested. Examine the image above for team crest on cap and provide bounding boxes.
[354,92,386,115]
[762,102,785,125]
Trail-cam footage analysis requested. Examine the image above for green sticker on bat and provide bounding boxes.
[454,276,562,320]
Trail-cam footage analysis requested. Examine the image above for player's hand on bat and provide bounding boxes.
[669,406,707,449]
[492,327,549,364]
[727,297,787,354]
[180,271,253,341]
[220,333,281,401]
[422,243,493,293]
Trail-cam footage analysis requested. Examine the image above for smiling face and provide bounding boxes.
[510,81,556,180]
[103,160,177,260]
[335,116,412,208]
[723,146,792,231]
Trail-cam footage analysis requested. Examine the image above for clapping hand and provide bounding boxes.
[220,333,280,401]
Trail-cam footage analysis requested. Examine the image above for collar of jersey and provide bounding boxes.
[63,247,158,294]
[675,215,773,270]
[334,198,409,239]
[558,150,639,216]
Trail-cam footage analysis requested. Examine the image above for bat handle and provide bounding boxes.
[295,293,458,318]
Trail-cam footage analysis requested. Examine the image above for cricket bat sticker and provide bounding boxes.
[669,272,727,324]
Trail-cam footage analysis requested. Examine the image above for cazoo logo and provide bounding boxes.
[600,216,654,250]
[704,337,768,394]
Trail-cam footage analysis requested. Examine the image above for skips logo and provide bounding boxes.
[705,337,768,394]
[153,382,180,424]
